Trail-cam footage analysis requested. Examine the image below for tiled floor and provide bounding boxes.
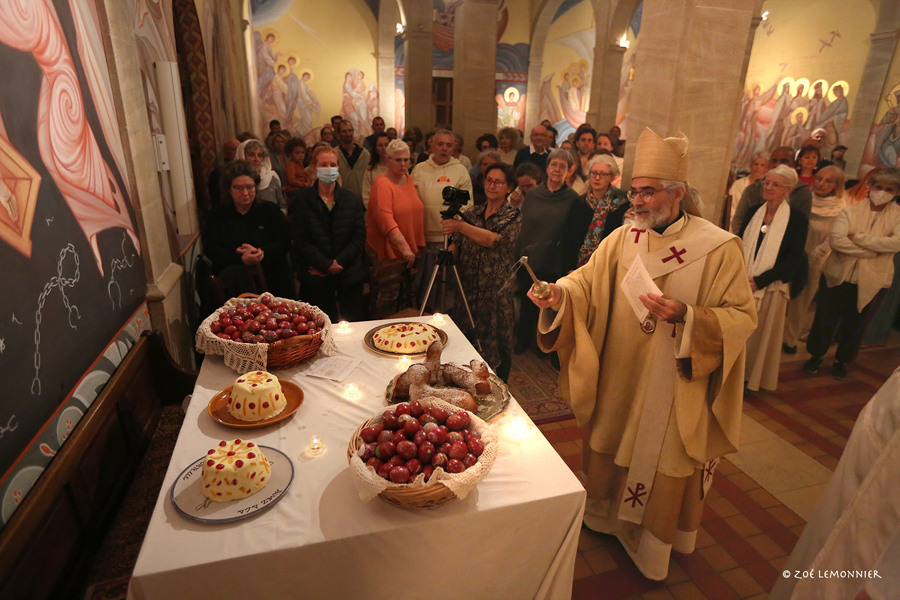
[536,336,900,600]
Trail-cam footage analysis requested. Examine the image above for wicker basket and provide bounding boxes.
[197,294,328,371]
[346,398,498,510]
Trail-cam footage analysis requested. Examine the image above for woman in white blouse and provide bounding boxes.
[803,168,900,380]
[783,165,846,353]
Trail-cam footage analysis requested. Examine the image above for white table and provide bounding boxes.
[128,316,585,600]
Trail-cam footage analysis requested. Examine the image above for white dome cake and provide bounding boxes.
[201,439,271,502]
[228,370,287,422]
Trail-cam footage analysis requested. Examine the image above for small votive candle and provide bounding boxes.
[509,417,530,438]
[432,312,445,325]
[397,355,411,370]
[307,435,326,456]
[337,320,350,333]
[344,383,360,400]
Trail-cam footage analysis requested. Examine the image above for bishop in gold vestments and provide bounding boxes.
[529,129,758,580]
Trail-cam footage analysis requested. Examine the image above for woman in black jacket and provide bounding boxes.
[739,164,809,391]
[202,160,293,299]
[290,145,367,321]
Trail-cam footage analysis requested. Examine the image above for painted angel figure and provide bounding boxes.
[295,71,320,137]
[875,89,900,168]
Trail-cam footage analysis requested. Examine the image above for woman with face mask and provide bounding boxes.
[783,165,846,353]
[289,145,367,321]
[235,139,286,212]
[803,168,900,380]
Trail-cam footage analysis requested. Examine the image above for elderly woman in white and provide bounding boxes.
[235,139,286,211]
[804,168,900,380]
[782,165,847,354]
[739,165,809,391]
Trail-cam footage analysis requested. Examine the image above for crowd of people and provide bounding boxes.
[200,116,633,382]
[727,132,900,386]
[200,114,900,392]
[197,111,900,583]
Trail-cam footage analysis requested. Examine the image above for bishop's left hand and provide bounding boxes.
[640,293,687,322]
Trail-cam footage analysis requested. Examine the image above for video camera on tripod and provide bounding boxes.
[418,185,481,351]
[440,186,472,221]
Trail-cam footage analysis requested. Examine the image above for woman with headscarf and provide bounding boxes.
[740,164,809,391]
[235,139,286,211]
[783,165,846,354]
[804,169,900,380]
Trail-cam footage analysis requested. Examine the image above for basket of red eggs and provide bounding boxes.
[196,293,333,372]
[347,397,498,510]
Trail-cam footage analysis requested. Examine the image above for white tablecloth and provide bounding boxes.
[128,316,586,600]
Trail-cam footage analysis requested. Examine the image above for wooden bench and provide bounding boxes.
[0,332,197,599]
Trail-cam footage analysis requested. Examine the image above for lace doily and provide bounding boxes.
[349,397,499,503]
[195,295,338,373]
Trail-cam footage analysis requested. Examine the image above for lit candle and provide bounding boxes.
[508,417,530,438]
[337,320,350,333]
[397,355,411,370]
[432,312,444,325]
[307,435,326,456]
[344,383,360,400]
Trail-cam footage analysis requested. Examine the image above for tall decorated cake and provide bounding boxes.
[201,439,270,502]
[228,371,287,422]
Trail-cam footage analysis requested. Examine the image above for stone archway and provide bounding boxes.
[525,0,641,133]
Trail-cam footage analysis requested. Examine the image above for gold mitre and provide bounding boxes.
[633,128,689,183]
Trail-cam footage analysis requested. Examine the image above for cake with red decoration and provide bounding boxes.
[228,371,287,422]
[372,322,440,354]
[201,439,271,502]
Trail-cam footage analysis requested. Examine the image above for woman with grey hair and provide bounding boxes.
[235,139,286,211]
[783,164,846,353]
[804,168,900,380]
[576,154,629,267]
[513,147,591,354]
[740,164,810,391]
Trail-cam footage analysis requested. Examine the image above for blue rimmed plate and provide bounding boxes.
[170,446,293,523]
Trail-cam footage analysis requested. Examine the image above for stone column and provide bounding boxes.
[622,0,757,223]
[403,0,434,134]
[377,0,400,128]
[453,0,499,160]
[587,44,627,132]
[98,0,190,364]
[844,29,900,176]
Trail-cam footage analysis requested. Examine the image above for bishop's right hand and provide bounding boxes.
[527,283,561,309]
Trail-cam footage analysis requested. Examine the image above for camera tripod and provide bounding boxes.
[418,233,482,353]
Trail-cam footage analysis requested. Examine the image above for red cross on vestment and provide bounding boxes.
[662,246,686,264]
[623,482,647,507]
[705,459,717,483]
[631,228,646,243]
